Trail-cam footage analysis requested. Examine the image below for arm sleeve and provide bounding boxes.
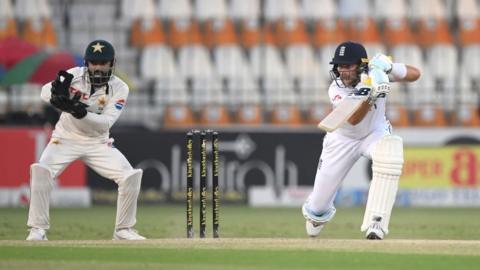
[75,86,129,134]
[40,82,53,103]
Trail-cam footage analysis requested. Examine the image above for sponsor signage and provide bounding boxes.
[0,127,89,207]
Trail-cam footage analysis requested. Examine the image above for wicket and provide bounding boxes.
[186,129,220,238]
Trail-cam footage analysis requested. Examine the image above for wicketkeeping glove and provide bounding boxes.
[67,93,88,119]
[50,70,73,97]
[50,94,74,112]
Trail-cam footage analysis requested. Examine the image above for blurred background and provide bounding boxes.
[1,0,480,209]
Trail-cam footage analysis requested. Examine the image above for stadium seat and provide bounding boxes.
[119,90,164,129]
[347,18,382,44]
[239,20,275,48]
[192,76,232,126]
[285,44,318,79]
[264,76,302,126]
[450,71,480,126]
[225,76,263,125]
[409,0,452,47]
[264,0,299,22]
[9,84,44,114]
[130,18,165,48]
[415,18,453,48]
[408,0,447,22]
[249,44,301,125]
[168,19,203,49]
[313,19,347,48]
[337,0,369,20]
[300,0,336,22]
[16,0,57,48]
[178,45,213,79]
[122,0,164,48]
[460,45,480,85]
[194,0,228,22]
[386,83,410,127]
[140,45,177,81]
[203,18,237,48]
[382,18,414,47]
[274,19,310,47]
[229,0,260,23]
[408,70,447,126]
[425,43,458,111]
[157,0,192,21]
[390,44,424,73]
[298,74,331,125]
[456,0,480,45]
[155,76,196,127]
[0,0,18,39]
[213,45,251,80]
[373,0,407,21]
[22,18,57,48]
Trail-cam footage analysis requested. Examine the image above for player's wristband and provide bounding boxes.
[390,63,407,80]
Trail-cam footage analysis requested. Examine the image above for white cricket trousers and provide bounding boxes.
[27,137,142,230]
[307,129,388,214]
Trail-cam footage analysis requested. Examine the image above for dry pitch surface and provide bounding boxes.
[2,238,480,256]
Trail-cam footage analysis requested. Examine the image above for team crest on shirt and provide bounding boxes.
[97,97,106,106]
[333,95,342,102]
[115,99,125,110]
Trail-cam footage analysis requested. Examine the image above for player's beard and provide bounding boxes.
[339,70,359,87]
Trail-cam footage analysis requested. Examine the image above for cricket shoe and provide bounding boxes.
[26,227,47,241]
[365,221,385,240]
[305,220,324,237]
[301,203,334,237]
[113,228,146,240]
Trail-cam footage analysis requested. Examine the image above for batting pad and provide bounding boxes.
[27,163,55,230]
[115,169,143,230]
[361,135,403,235]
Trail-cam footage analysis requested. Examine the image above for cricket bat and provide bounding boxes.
[317,95,367,132]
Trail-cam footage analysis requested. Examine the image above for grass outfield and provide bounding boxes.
[1,206,480,269]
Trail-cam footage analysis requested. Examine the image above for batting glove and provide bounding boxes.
[369,53,393,74]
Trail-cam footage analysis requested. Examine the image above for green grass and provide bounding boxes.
[1,206,480,269]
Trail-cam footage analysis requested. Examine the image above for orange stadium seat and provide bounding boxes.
[270,105,303,126]
[168,19,203,49]
[386,105,410,127]
[415,18,453,48]
[22,18,57,48]
[0,18,18,39]
[198,106,232,126]
[239,21,277,48]
[451,105,480,127]
[313,19,347,47]
[235,105,263,125]
[458,18,480,46]
[382,18,414,47]
[456,0,480,45]
[203,18,237,48]
[412,106,447,127]
[163,105,196,127]
[130,17,165,48]
[274,19,310,47]
[347,18,381,44]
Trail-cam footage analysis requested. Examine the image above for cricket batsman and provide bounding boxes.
[26,40,145,241]
[302,41,421,239]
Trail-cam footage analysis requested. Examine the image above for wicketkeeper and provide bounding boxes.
[302,41,421,239]
[26,40,145,241]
